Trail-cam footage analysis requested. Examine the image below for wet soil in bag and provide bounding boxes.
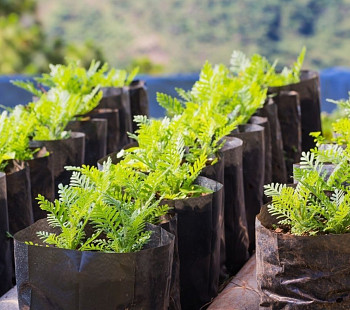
[5,162,33,235]
[30,132,85,198]
[14,220,174,310]
[268,70,322,152]
[273,91,302,182]
[128,80,149,133]
[255,99,287,184]
[256,205,350,310]
[87,108,120,154]
[66,118,107,166]
[164,176,223,310]
[159,213,181,310]
[0,172,13,296]
[230,124,265,253]
[97,87,132,149]
[27,149,55,221]
[249,116,272,185]
[220,137,250,275]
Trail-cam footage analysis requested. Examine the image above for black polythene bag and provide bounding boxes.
[97,151,121,170]
[200,157,224,183]
[293,162,336,184]
[200,156,227,281]
[255,99,287,184]
[220,137,250,275]
[268,70,322,152]
[273,91,302,182]
[66,118,107,166]
[0,172,13,296]
[230,124,265,253]
[164,176,223,310]
[128,80,150,133]
[159,213,181,310]
[97,87,132,149]
[6,163,33,235]
[96,142,138,170]
[87,108,120,154]
[256,205,350,310]
[249,116,272,185]
[14,220,174,310]
[27,151,55,221]
[30,132,85,198]
[6,162,33,284]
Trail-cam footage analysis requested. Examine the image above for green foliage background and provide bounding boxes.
[0,0,104,74]
[2,0,350,74]
[36,0,350,73]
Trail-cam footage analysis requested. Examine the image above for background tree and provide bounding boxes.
[36,0,350,73]
[0,0,105,74]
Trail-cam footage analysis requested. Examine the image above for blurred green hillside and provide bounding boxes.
[0,0,104,74]
[36,0,350,73]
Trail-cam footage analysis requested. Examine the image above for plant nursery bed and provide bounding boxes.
[208,255,259,310]
[0,256,259,310]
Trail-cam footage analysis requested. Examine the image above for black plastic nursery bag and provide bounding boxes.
[221,137,250,275]
[30,132,85,198]
[200,156,225,185]
[200,156,227,281]
[128,80,150,133]
[274,91,302,182]
[256,205,350,309]
[164,176,223,310]
[14,220,174,310]
[87,108,120,154]
[97,151,121,170]
[249,116,272,185]
[97,141,138,169]
[160,213,181,310]
[6,163,33,235]
[268,70,322,152]
[230,124,265,253]
[0,172,13,296]
[293,162,336,184]
[27,151,55,221]
[98,87,132,149]
[66,118,107,166]
[256,99,287,184]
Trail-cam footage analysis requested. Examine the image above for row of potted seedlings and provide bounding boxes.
[0,48,323,309]
[0,61,147,298]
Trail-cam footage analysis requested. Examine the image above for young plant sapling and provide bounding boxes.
[265,150,350,235]
[230,47,306,87]
[28,87,102,141]
[13,60,139,97]
[0,105,37,172]
[36,159,168,253]
[120,116,213,199]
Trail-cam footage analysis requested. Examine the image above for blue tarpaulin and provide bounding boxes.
[1,69,350,116]
[320,67,350,113]
[0,74,200,118]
